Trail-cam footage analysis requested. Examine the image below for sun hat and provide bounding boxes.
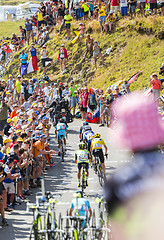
[17,137,23,142]
[61,44,65,47]
[152,73,157,77]
[16,130,21,134]
[109,92,164,151]
[4,139,12,144]
[7,118,12,124]
[9,74,12,77]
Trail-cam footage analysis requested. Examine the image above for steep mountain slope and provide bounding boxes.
[7,16,164,90]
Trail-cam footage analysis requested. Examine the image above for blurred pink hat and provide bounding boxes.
[110,92,164,151]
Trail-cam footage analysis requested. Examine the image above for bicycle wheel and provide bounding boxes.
[61,140,64,162]
[92,209,96,228]
[81,167,86,196]
[98,164,105,187]
[47,213,52,240]
[29,217,44,240]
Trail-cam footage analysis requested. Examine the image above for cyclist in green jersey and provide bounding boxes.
[75,143,91,187]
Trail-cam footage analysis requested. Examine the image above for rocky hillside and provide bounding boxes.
[7,16,164,90]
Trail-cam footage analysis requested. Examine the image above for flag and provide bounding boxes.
[128,71,142,84]
[86,107,100,123]
[21,57,38,76]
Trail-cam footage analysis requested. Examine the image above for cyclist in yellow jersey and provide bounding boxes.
[90,133,108,173]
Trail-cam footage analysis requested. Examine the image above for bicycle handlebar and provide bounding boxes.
[83,227,111,233]
[62,216,86,221]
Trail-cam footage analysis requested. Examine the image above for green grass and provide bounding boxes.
[4,15,164,93]
[0,0,40,5]
[0,20,25,38]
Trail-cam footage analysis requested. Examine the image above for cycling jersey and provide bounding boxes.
[91,138,105,150]
[56,123,67,141]
[83,130,95,143]
[75,149,90,163]
[70,197,91,228]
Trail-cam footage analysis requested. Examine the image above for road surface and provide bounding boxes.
[0,119,130,239]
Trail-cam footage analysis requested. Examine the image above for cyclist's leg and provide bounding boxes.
[99,150,105,173]
[85,163,89,186]
[77,163,82,186]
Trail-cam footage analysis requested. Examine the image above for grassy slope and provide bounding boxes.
[5,16,164,92]
[0,20,25,38]
[0,0,39,5]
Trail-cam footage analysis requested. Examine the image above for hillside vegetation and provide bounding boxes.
[0,0,39,5]
[7,16,164,91]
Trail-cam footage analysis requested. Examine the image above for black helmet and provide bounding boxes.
[60,118,65,123]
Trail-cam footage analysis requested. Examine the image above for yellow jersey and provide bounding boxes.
[91,138,105,150]
[64,14,73,24]
[82,3,89,12]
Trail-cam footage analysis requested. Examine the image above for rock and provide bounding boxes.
[73,62,83,71]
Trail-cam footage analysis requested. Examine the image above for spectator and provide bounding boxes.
[3,42,12,60]
[161,0,164,16]
[64,10,73,40]
[58,44,68,74]
[111,0,120,17]
[82,0,90,20]
[98,2,106,32]
[20,49,28,75]
[139,0,146,17]
[74,0,80,20]
[120,0,128,17]
[128,0,137,19]
[93,41,104,70]
[149,0,157,14]
[37,8,44,29]
[150,73,162,106]
[104,10,116,34]
[115,87,122,97]
[40,45,54,74]
[69,80,78,116]
[88,0,94,19]
[84,35,94,59]
[19,26,26,44]
[0,97,11,136]
[88,88,97,111]
[25,18,34,45]
[7,74,13,93]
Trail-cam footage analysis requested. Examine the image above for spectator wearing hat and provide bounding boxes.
[81,0,90,20]
[58,44,68,74]
[1,139,12,155]
[74,0,81,20]
[64,10,73,40]
[105,93,164,240]
[3,118,13,137]
[93,41,104,70]
[3,42,12,60]
[150,73,162,106]
[20,49,28,75]
[40,46,54,74]
[98,2,106,32]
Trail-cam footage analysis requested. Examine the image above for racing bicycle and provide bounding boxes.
[94,154,107,187]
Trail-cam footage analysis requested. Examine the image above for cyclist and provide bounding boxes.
[56,118,68,156]
[90,133,108,174]
[79,121,92,142]
[69,190,92,228]
[75,143,91,187]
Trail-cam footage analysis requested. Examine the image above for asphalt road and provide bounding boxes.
[0,119,131,240]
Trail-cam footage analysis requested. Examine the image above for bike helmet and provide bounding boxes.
[84,125,92,131]
[83,121,88,126]
[94,133,101,138]
[60,118,65,123]
[79,143,85,150]
[73,190,83,198]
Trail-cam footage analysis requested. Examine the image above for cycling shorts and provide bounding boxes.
[77,162,89,170]
[57,131,66,141]
[92,149,104,163]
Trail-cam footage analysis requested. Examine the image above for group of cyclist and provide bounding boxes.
[75,121,108,188]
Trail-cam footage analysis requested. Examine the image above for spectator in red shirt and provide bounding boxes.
[111,0,120,16]
[150,73,162,106]
[58,44,68,74]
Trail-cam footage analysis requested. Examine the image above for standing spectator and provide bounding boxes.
[111,0,120,17]
[128,0,137,19]
[58,44,68,74]
[115,87,122,97]
[69,80,78,116]
[25,18,34,45]
[57,4,65,24]
[161,0,164,16]
[20,49,28,75]
[88,0,94,19]
[37,8,44,29]
[149,0,157,14]
[29,43,38,72]
[150,73,162,106]
[93,41,104,70]
[83,87,89,120]
[74,0,80,20]
[3,42,12,60]
[0,98,11,136]
[139,0,146,17]
[7,74,13,93]
[16,75,21,101]
[98,2,106,32]
[64,10,73,40]
[82,0,90,20]
[88,88,97,111]
[19,26,26,44]
[40,45,54,74]
[120,0,128,17]
[40,2,46,16]
[84,35,94,59]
